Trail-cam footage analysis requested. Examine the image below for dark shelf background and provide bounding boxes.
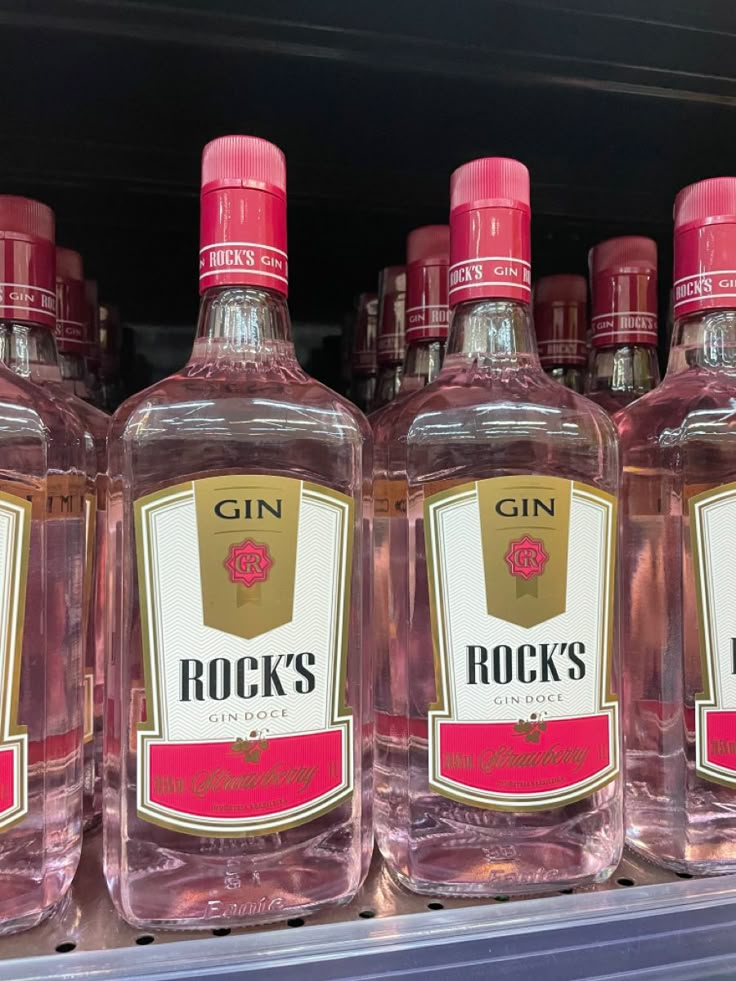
[0,0,732,386]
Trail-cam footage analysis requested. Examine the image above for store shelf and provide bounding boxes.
[2,833,736,980]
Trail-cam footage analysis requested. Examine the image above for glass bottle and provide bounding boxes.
[619,178,736,874]
[373,266,406,410]
[373,226,450,866]
[375,158,622,896]
[55,247,109,830]
[0,196,86,932]
[533,274,587,392]
[350,292,377,412]
[104,136,372,929]
[587,237,660,413]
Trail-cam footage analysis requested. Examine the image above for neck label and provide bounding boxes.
[449,207,531,308]
[134,474,354,836]
[690,482,736,786]
[674,222,736,319]
[424,475,619,810]
[199,188,288,296]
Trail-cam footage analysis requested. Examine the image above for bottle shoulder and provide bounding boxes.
[617,367,736,451]
[110,367,370,446]
[382,369,617,446]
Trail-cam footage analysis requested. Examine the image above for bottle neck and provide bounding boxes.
[587,343,660,395]
[189,286,295,366]
[399,339,445,393]
[2,321,62,384]
[442,299,539,371]
[666,309,736,376]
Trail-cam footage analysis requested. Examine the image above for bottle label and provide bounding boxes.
[534,300,587,366]
[405,262,450,343]
[0,491,31,831]
[690,482,736,786]
[134,474,354,836]
[424,475,619,810]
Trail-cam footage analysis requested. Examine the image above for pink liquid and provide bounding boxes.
[10,327,108,831]
[587,345,660,413]
[375,300,623,896]
[104,287,372,929]
[618,310,736,873]
[0,351,85,934]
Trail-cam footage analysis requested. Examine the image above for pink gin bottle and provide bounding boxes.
[0,197,86,932]
[375,158,622,895]
[56,248,109,829]
[587,237,660,412]
[351,292,378,412]
[373,226,450,862]
[619,179,736,874]
[104,136,371,929]
[533,275,588,393]
[373,266,406,410]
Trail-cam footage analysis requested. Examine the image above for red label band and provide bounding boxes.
[146,730,346,822]
[199,187,288,296]
[406,261,450,342]
[377,293,406,364]
[449,206,531,308]
[538,338,587,366]
[55,320,91,355]
[702,710,736,778]
[0,238,56,328]
[591,312,658,347]
[437,715,612,798]
[674,222,736,319]
[352,351,376,374]
[0,282,55,329]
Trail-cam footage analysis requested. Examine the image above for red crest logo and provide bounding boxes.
[224,539,273,587]
[505,535,549,581]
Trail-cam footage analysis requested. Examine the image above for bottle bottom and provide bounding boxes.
[391,841,619,898]
[626,836,736,877]
[0,900,58,937]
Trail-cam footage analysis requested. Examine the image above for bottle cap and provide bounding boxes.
[449,157,531,308]
[406,225,450,342]
[199,135,288,297]
[674,177,736,319]
[352,292,378,376]
[589,236,657,347]
[376,266,407,365]
[533,274,587,366]
[0,195,56,328]
[55,247,89,355]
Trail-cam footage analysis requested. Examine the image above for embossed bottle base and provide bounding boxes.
[391,840,619,898]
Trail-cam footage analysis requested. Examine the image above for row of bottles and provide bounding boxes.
[351,231,662,416]
[1,135,736,936]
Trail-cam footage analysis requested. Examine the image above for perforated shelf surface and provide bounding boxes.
[2,832,736,980]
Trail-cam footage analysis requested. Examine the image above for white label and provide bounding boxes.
[135,475,354,836]
[691,482,736,786]
[425,476,619,810]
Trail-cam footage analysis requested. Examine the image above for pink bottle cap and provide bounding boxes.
[352,292,378,375]
[376,265,407,365]
[199,135,288,297]
[55,247,89,356]
[0,195,56,329]
[533,274,587,367]
[406,225,450,343]
[449,157,531,309]
[84,279,101,365]
[589,236,658,347]
[674,177,736,319]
